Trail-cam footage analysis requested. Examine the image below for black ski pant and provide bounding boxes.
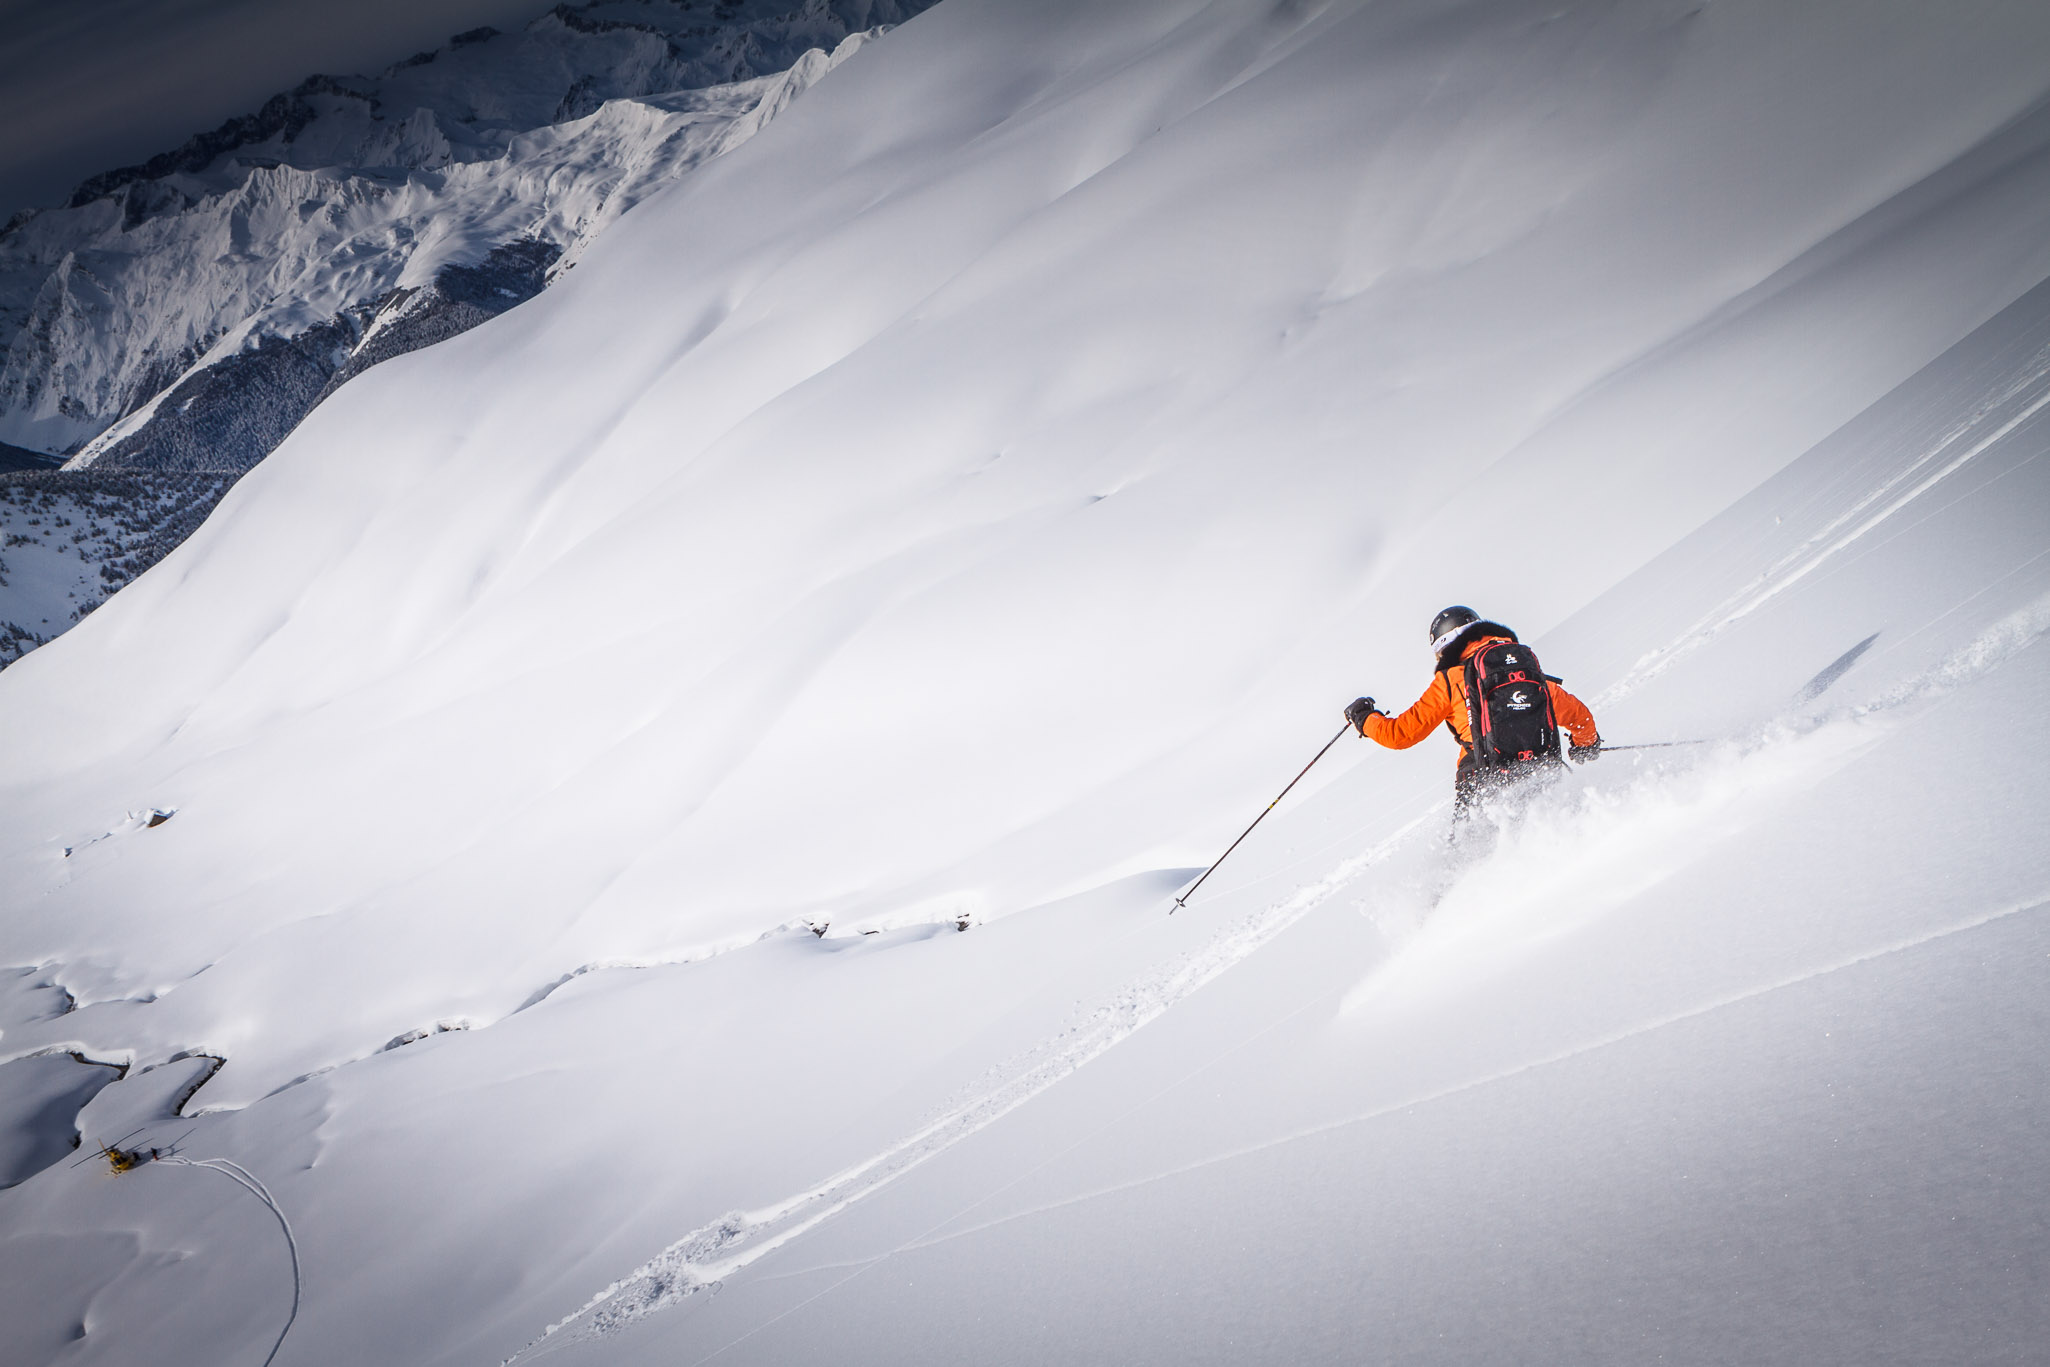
[1450,756,1564,854]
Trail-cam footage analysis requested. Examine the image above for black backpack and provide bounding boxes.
[1461,640,1561,768]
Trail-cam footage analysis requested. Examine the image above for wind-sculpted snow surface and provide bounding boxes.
[3,1,2050,1363]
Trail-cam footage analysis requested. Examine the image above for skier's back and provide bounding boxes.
[1346,606,1600,813]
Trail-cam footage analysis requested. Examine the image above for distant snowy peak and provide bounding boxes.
[0,0,935,466]
[55,0,925,214]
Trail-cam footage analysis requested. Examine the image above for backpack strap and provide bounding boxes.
[1461,651,1489,761]
[1441,718,1469,764]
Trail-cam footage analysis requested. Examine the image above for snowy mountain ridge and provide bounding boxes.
[0,0,932,467]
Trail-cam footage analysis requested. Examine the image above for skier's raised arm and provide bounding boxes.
[1347,675,1455,750]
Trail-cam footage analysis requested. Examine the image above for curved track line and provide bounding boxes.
[160,1157,302,1367]
[505,812,1434,1362]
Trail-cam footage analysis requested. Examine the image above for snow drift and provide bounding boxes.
[3,0,2049,1363]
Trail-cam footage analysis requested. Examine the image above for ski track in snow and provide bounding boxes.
[1599,347,2050,705]
[507,591,2050,1360]
[157,1157,302,1367]
[505,812,1436,1361]
[718,610,2050,1311]
[861,888,2050,1265]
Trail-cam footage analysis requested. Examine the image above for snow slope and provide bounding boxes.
[2,0,2049,1362]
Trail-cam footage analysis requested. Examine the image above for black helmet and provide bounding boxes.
[1429,605,1479,653]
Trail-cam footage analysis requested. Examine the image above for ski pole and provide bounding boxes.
[1597,739,1710,752]
[1173,723,1352,913]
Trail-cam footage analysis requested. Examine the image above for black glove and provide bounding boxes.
[1569,741,1602,763]
[1344,697,1378,732]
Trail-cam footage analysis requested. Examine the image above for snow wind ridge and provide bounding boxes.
[504,812,1434,1360]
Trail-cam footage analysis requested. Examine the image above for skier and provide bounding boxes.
[1344,606,1601,818]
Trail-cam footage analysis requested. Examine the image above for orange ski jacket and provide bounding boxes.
[1363,632,1598,765]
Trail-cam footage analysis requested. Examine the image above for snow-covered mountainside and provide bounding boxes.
[0,0,933,467]
[4,1,2050,1363]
